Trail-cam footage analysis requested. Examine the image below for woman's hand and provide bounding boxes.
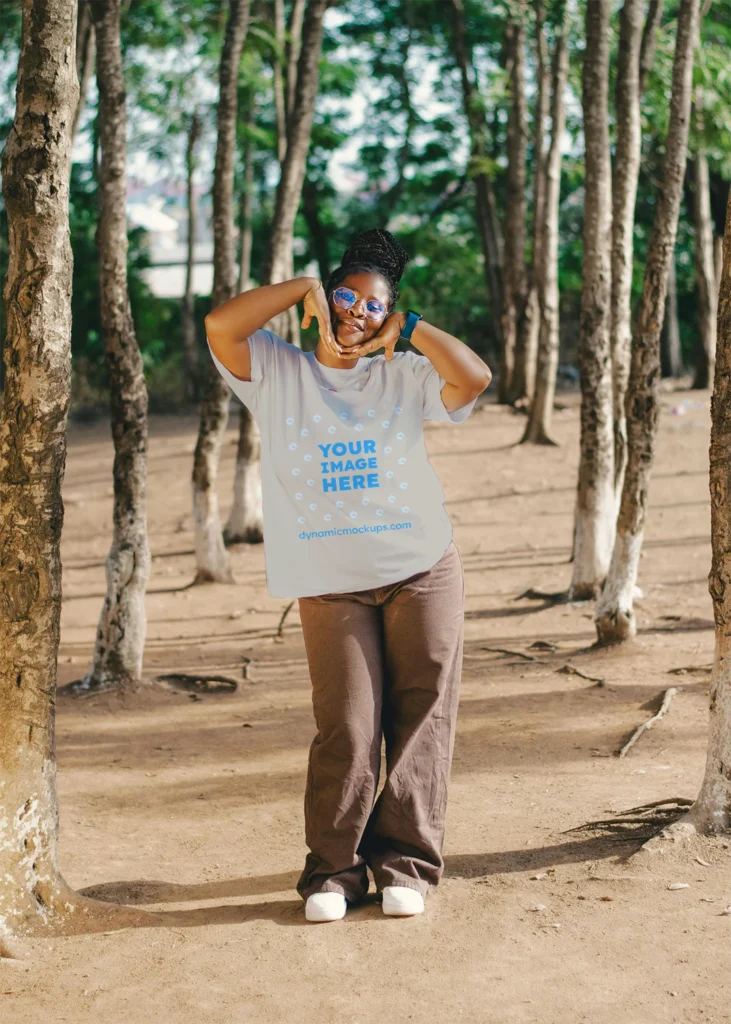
[301,281,343,358]
[345,312,406,361]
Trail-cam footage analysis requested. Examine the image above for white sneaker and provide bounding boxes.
[381,886,425,916]
[305,892,347,922]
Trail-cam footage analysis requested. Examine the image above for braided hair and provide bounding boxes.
[324,228,411,312]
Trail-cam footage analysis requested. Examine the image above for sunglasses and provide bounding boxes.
[331,286,387,321]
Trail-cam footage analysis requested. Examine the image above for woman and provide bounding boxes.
[205,229,491,923]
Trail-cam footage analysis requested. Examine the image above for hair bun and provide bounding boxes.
[340,228,410,286]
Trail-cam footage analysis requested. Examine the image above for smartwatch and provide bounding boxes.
[398,309,423,344]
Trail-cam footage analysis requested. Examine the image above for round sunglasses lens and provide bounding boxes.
[333,288,355,308]
[365,302,385,320]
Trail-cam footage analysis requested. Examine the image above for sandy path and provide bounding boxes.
[4,390,729,1024]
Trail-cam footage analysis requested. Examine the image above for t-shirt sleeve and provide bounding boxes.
[206,328,284,418]
[406,350,478,424]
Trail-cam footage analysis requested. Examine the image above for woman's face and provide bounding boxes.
[328,271,391,350]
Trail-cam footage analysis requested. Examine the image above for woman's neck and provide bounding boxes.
[315,342,360,370]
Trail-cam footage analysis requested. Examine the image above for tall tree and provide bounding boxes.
[661,252,683,377]
[79,0,151,691]
[0,0,130,941]
[595,0,699,643]
[183,108,201,404]
[570,0,614,600]
[610,0,661,498]
[226,0,329,545]
[192,0,251,582]
[672,182,731,834]
[71,0,95,145]
[510,0,550,410]
[691,141,717,388]
[521,2,569,445]
[260,0,329,301]
[448,0,505,372]
[502,8,529,405]
[237,94,257,294]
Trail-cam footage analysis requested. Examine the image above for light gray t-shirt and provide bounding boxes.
[208,330,476,598]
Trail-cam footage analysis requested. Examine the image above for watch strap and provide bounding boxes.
[398,309,423,343]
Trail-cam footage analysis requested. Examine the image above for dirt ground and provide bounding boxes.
[4,387,730,1024]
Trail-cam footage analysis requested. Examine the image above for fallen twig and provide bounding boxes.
[668,665,712,676]
[617,687,680,757]
[556,664,606,685]
[515,588,568,604]
[480,646,536,662]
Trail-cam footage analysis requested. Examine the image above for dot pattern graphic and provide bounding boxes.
[283,405,413,532]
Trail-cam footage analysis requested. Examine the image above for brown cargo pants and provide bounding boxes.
[296,539,465,903]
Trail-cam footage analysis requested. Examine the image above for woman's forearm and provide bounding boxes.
[204,276,318,345]
[409,318,492,395]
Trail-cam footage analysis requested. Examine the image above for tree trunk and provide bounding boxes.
[261,0,325,320]
[638,0,665,94]
[595,0,698,643]
[79,0,151,691]
[237,96,256,294]
[448,0,505,371]
[226,0,326,546]
[692,149,717,389]
[521,9,569,445]
[71,0,95,145]
[513,0,549,412]
[286,0,306,131]
[570,0,615,600]
[273,0,287,165]
[0,0,141,942]
[183,109,201,404]
[611,0,645,501]
[302,174,331,284]
[675,184,731,833]
[661,252,683,377]
[503,12,530,406]
[192,0,251,583]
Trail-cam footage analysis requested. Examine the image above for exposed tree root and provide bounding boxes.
[276,600,296,639]
[563,798,694,843]
[156,673,238,694]
[617,686,679,757]
[481,646,536,662]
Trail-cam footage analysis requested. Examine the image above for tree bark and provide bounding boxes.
[661,251,683,377]
[183,109,201,404]
[503,11,530,406]
[237,95,257,295]
[638,0,665,94]
[193,0,251,583]
[691,149,717,389]
[80,0,151,691]
[71,0,95,145]
[0,0,80,939]
[302,174,331,284]
[513,0,549,412]
[675,184,731,832]
[595,0,699,643]
[611,0,647,501]
[273,0,288,165]
[521,7,569,445]
[286,0,306,130]
[448,0,505,371]
[0,0,140,941]
[570,0,615,600]
[260,0,327,297]
[226,0,326,546]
